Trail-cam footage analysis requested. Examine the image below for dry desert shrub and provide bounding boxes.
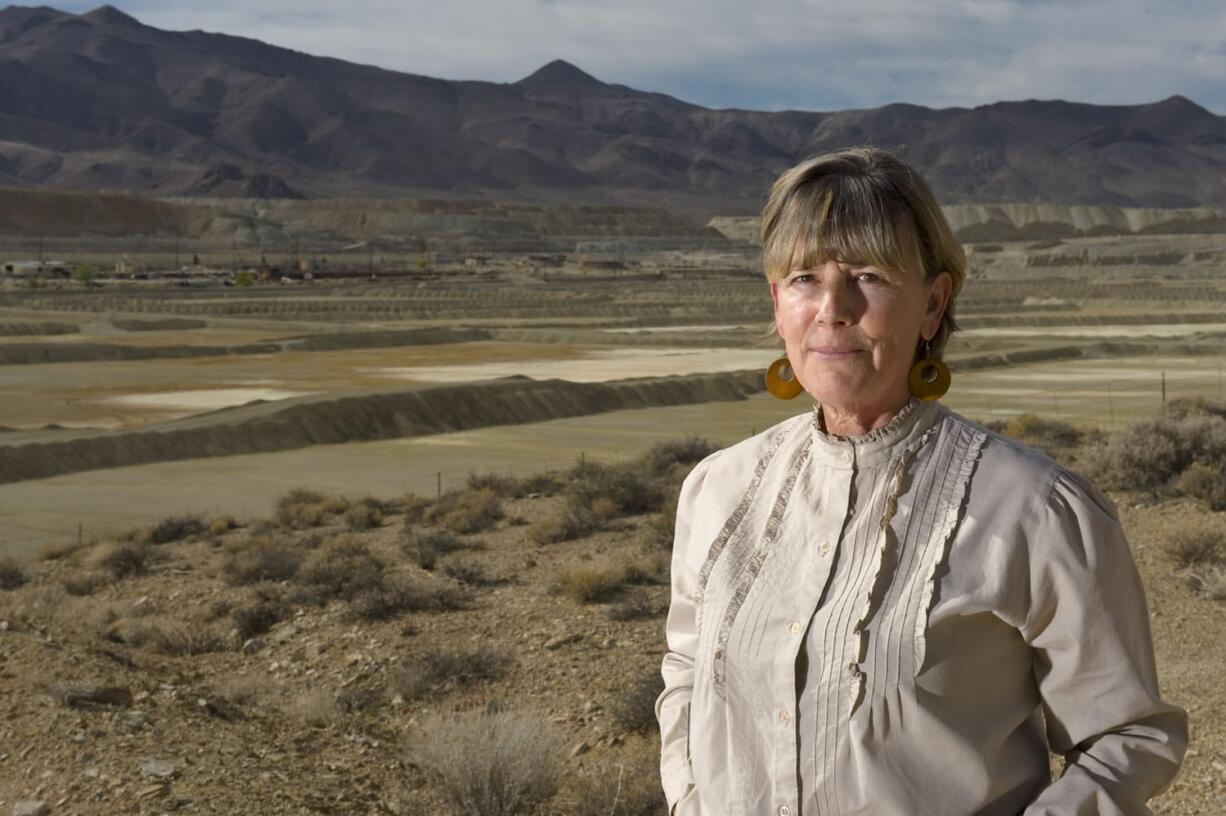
[648,489,681,549]
[995,413,1084,456]
[1164,530,1225,569]
[558,562,630,603]
[605,592,658,622]
[1176,462,1226,511]
[1190,563,1226,600]
[563,750,666,816]
[643,436,719,478]
[410,707,564,816]
[611,668,666,733]
[208,515,239,536]
[566,460,660,519]
[467,470,564,499]
[443,558,501,587]
[344,502,384,531]
[112,617,226,656]
[388,647,512,701]
[223,535,303,585]
[1081,413,1226,491]
[275,488,349,529]
[61,571,108,597]
[91,542,152,580]
[0,557,28,590]
[527,504,599,545]
[296,536,385,601]
[215,674,276,706]
[426,487,504,534]
[231,602,286,640]
[35,539,89,562]
[147,514,207,544]
[402,527,465,570]
[345,576,470,621]
[402,492,433,523]
[290,686,340,728]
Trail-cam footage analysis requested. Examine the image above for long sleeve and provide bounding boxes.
[1020,468,1188,815]
[656,455,717,814]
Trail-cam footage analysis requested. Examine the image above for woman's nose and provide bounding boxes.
[813,262,859,326]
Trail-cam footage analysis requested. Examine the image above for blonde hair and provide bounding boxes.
[758,147,965,359]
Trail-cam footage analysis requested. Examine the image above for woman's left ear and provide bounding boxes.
[924,270,953,332]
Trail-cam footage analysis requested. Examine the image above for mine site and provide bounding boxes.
[2,4,1226,816]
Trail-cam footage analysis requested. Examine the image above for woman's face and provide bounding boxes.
[770,253,952,418]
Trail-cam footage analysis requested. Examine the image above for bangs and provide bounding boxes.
[763,178,924,283]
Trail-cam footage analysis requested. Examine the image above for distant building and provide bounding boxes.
[3,260,69,276]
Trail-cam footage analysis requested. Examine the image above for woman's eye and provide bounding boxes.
[856,271,882,283]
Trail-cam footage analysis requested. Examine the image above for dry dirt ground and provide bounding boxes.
[0,439,1223,816]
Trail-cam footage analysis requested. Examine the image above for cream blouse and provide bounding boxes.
[655,397,1187,816]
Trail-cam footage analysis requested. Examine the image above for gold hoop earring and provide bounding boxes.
[908,339,951,401]
[766,356,804,400]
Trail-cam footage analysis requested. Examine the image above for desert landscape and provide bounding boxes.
[3,3,1226,814]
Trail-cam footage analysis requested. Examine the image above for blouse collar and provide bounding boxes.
[810,395,940,469]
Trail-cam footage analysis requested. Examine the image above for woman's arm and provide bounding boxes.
[1020,468,1188,815]
[655,456,716,814]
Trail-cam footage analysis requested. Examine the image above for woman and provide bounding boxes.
[655,148,1187,816]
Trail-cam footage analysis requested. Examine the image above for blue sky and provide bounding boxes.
[52,1,1226,113]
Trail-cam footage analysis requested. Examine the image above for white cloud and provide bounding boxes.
[74,0,1226,112]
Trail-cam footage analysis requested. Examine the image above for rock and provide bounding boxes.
[241,638,265,655]
[138,758,176,779]
[12,802,49,816]
[0,620,9,632]
[54,685,133,709]
[120,710,150,730]
[544,632,583,650]
[570,741,590,757]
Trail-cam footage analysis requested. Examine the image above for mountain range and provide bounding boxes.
[3,4,1226,216]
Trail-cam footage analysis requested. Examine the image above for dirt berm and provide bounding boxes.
[0,370,764,484]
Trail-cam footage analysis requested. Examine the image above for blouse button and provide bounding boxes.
[788,621,802,635]
[818,540,831,556]
[778,709,790,723]
[780,807,792,816]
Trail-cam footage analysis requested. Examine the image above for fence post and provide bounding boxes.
[1161,371,1167,415]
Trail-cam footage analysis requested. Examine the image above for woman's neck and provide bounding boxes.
[819,393,914,438]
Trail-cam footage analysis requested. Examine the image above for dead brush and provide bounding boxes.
[275,488,349,529]
[0,557,28,590]
[1190,563,1226,600]
[426,487,504,534]
[561,749,666,816]
[90,541,152,580]
[344,576,470,621]
[402,527,464,570]
[111,617,226,656]
[409,707,563,816]
[223,535,303,585]
[1163,529,1225,569]
[387,647,512,701]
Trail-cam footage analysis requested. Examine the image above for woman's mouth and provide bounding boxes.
[811,347,865,358]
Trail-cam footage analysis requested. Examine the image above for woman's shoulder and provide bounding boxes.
[679,410,812,502]
[936,405,1118,524]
